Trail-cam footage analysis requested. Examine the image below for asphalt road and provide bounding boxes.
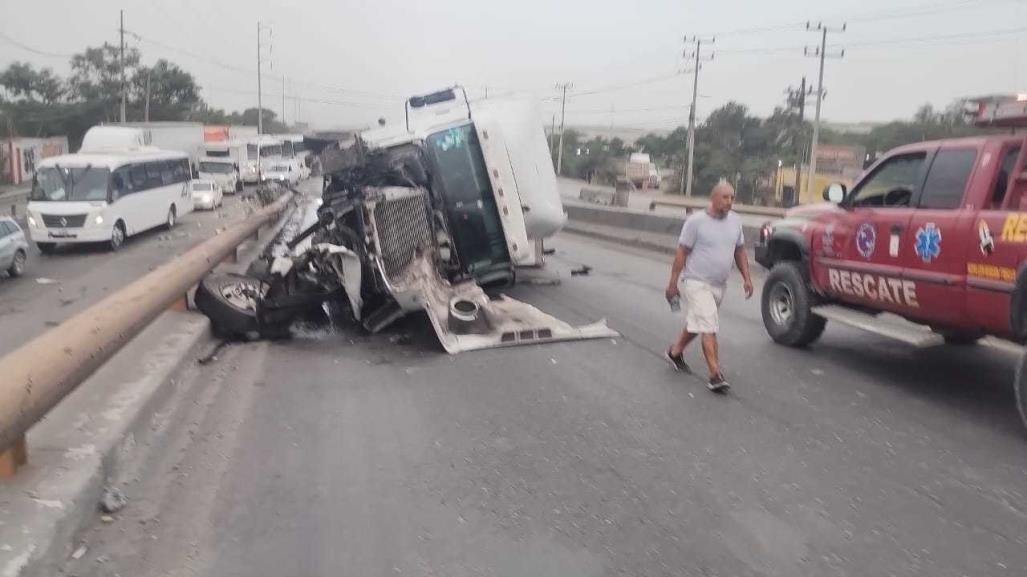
[0,180,319,357]
[60,232,1027,577]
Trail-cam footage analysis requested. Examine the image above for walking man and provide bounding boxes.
[665,179,753,392]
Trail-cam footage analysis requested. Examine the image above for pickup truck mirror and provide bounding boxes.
[824,183,846,204]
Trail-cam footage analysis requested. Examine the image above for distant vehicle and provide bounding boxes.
[199,140,246,190]
[625,152,661,189]
[243,136,285,184]
[190,179,224,210]
[197,159,241,193]
[0,216,29,277]
[260,163,300,185]
[112,122,205,174]
[26,148,194,252]
[281,134,309,163]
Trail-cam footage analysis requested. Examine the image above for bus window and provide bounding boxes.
[145,162,163,188]
[129,164,147,189]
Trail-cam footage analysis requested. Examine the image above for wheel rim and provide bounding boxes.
[219,281,261,312]
[769,283,794,326]
[112,225,125,248]
[168,208,176,228]
[13,252,25,273]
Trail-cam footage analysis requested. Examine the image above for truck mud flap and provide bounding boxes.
[387,254,618,354]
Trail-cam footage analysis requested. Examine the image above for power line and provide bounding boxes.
[0,31,74,59]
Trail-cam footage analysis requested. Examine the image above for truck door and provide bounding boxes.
[903,146,981,326]
[967,140,1026,337]
[820,151,929,313]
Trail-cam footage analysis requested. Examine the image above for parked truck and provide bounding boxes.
[755,101,1027,428]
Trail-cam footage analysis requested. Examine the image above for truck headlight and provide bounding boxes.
[95,215,104,225]
[28,215,37,227]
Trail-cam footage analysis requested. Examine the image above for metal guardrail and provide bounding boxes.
[0,192,293,473]
[648,198,786,218]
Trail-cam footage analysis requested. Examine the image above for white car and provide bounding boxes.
[260,164,300,185]
[190,179,223,210]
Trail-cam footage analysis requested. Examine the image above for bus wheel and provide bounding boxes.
[166,205,177,229]
[109,221,126,252]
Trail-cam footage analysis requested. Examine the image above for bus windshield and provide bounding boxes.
[31,166,111,202]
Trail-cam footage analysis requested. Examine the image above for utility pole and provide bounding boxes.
[786,76,811,201]
[805,22,845,198]
[555,82,572,176]
[256,21,263,136]
[144,69,151,122]
[282,76,286,127]
[119,10,126,123]
[683,36,714,196]
[549,114,556,156]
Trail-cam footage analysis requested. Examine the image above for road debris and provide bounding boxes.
[35,277,59,285]
[71,545,88,560]
[100,515,115,524]
[100,486,127,513]
[197,340,234,365]
[570,265,592,276]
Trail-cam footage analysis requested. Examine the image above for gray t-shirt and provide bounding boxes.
[678,210,744,288]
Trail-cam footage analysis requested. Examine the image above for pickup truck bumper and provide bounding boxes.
[755,239,771,269]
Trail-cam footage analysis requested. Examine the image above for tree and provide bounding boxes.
[68,43,140,121]
[0,62,64,104]
[130,59,201,120]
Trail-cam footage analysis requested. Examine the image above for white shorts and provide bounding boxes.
[681,279,725,334]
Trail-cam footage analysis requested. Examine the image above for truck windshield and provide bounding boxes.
[199,162,234,174]
[426,124,509,272]
[30,166,110,202]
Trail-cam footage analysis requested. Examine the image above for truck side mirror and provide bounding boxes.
[824,183,846,204]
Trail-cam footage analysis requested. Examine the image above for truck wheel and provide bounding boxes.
[1014,350,1027,433]
[761,261,826,347]
[194,273,263,337]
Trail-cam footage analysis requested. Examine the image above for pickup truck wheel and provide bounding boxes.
[1014,350,1027,433]
[194,273,263,337]
[761,261,826,347]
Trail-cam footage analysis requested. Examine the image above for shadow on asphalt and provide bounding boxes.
[809,337,1024,438]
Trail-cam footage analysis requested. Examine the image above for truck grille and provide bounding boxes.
[372,190,433,280]
[41,214,87,228]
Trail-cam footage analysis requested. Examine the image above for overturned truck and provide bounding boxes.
[196,87,617,353]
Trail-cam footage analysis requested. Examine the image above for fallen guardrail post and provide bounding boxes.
[0,192,293,478]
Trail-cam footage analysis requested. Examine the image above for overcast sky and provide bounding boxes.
[1,0,1025,131]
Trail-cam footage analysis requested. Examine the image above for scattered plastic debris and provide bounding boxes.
[100,515,114,524]
[71,545,87,560]
[35,277,59,285]
[570,265,592,276]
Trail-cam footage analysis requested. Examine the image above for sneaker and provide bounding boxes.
[707,374,731,393]
[666,350,691,373]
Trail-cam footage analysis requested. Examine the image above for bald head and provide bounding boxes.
[708,180,735,218]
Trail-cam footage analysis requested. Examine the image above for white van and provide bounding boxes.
[242,136,284,184]
[199,140,246,190]
[198,158,241,193]
[25,149,194,252]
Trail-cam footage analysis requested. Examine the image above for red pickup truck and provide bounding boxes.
[755,132,1027,428]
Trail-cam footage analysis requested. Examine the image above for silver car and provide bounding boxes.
[0,216,29,278]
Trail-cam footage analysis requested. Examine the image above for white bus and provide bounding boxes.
[242,136,284,184]
[25,149,194,252]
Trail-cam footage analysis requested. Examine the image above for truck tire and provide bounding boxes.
[194,273,263,337]
[1014,350,1027,433]
[761,261,826,347]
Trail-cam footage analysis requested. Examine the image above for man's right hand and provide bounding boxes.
[665,283,680,301]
